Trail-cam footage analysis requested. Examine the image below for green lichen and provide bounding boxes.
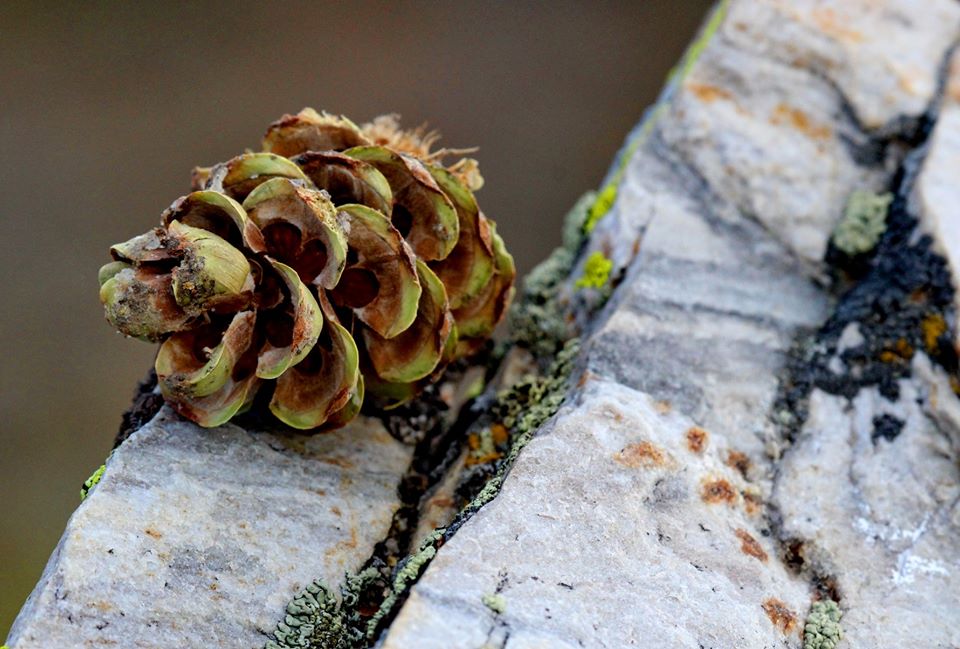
[803,600,843,649]
[575,251,614,290]
[482,593,506,614]
[265,566,380,649]
[266,579,356,649]
[832,190,893,256]
[80,464,106,501]
[366,341,580,640]
[365,530,443,640]
[583,183,617,234]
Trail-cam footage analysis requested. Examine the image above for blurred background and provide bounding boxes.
[0,1,710,635]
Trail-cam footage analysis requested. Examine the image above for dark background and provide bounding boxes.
[0,1,710,635]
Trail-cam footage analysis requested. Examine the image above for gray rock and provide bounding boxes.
[382,379,811,649]
[773,375,960,648]
[7,409,411,649]
[383,1,960,647]
[915,50,960,346]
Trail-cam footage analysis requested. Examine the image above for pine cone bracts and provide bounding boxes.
[99,110,515,430]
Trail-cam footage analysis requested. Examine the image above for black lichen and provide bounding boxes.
[871,413,904,444]
[774,127,957,442]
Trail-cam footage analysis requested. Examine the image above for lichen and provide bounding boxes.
[365,530,443,640]
[265,566,383,649]
[921,313,947,353]
[481,593,506,614]
[80,463,107,501]
[583,183,617,234]
[774,152,956,443]
[365,340,580,640]
[831,190,893,256]
[466,424,508,466]
[265,579,357,649]
[803,600,843,649]
[575,251,614,290]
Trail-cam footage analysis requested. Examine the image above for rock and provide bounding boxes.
[10,1,960,647]
[382,379,811,648]
[383,1,960,647]
[915,50,960,346]
[720,0,960,132]
[773,374,960,647]
[584,147,828,476]
[6,408,411,648]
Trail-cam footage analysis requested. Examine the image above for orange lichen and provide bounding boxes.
[770,103,832,140]
[921,313,947,353]
[810,7,864,43]
[685,426,708,453]
[654,400,672,415]
[614,441,670,469]
[725,450,751,477]
[742,490,763,516]
[879,338,914,364]
[465,431,503,467]
[490,423,509,446]
[735,528,768,562]
[701,478,738,505]
[686,82,734,104]
[762,598,798,634]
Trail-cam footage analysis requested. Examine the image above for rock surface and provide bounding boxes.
[916,49,960,346]
[9,1,960,648]
[383,0,960,647]
[383,380,812,648]
[773,373,960,648]
[6,409,411,648]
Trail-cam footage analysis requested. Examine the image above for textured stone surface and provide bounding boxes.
[916,49,960,346]
[383,1,960,647]
[773,371,960,648]
[383,380,811,649]
[6,408,411,648]
[722,0,960,132]
[654,0,958,264]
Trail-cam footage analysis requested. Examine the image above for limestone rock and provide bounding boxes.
[915,49,960,346]
[773,375,960,648]
[383,1,960,647]
[6,409,411,648]
[382,380,811,649]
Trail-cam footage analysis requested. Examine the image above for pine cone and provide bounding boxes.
[99,110,515,430]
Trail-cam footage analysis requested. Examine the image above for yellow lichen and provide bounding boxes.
[575,251,614,290]
[583,183,617,234]
[921,313,947,353]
